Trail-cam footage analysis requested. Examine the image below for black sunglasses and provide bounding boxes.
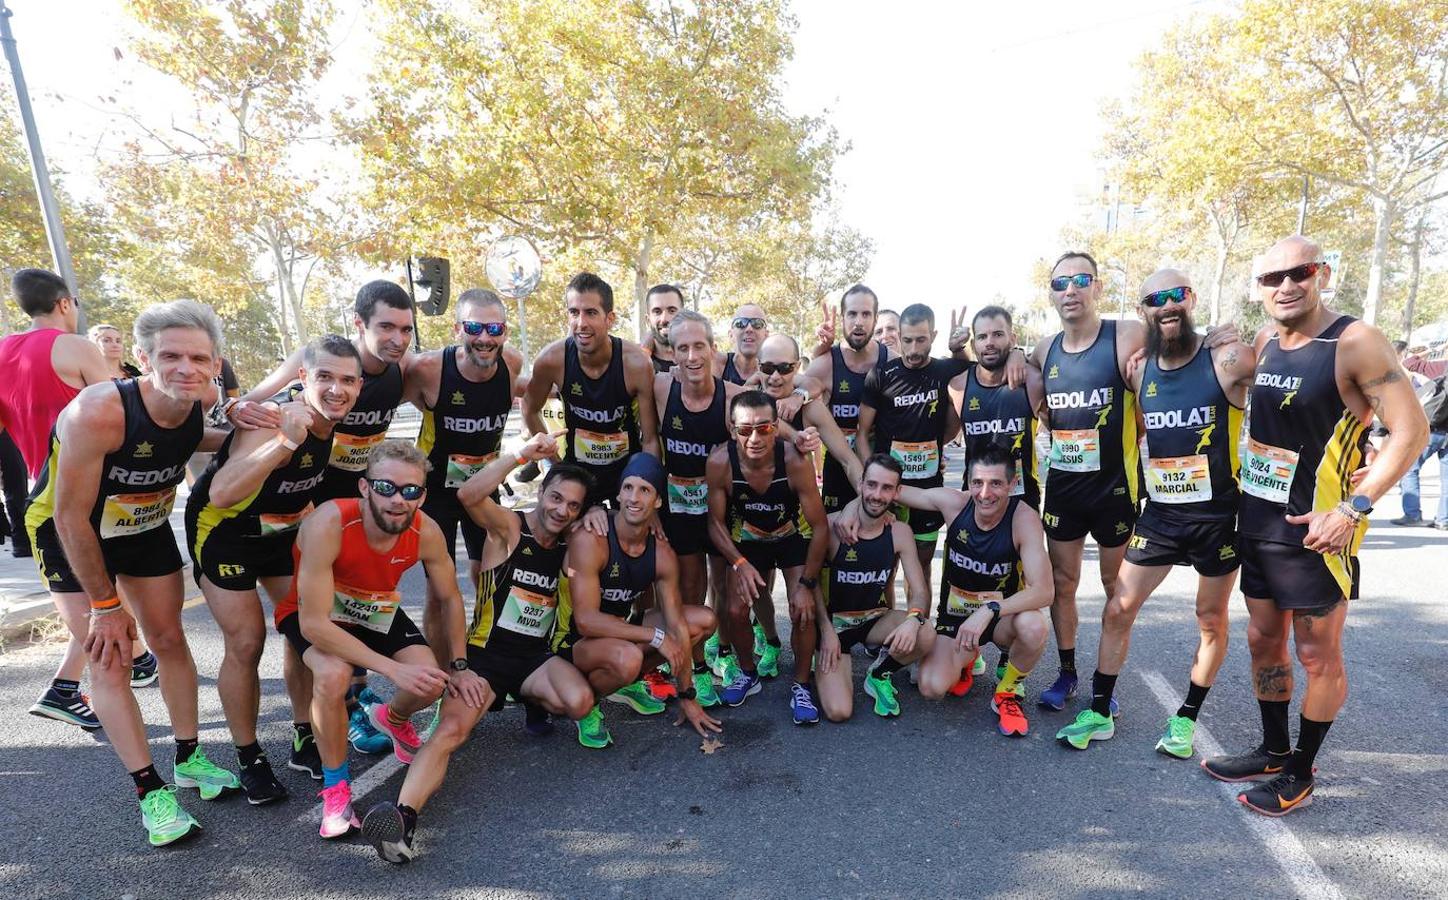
[1256,262,1323,288]
[1141,286,1193,308]
[732,317,767,330]
[369,479,425,500]
[758,361,797,376]
[1050,273,1097,291]
[461,321,506,337]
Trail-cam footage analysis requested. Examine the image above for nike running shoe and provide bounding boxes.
[363,801,416,864]
[139,785,201,848]
[948,668,974,698]
[288,727,323,780]
[790,681,820,725]
[368,703,423,765]
[318,781,359,839]
[722,670,762,707]
[714,652,743,685]
[576,705,614,749]
[1038,670,1078,710]
[703,632,721,671]
[239,754,289,805]
[863,669,901,717]
[419,700,442,741]
[131,651,159,688]
[1055,709,1114,750]
[995,663,1008,682]
[607,681,667,715]
[1155,715,1197,760]
[693,672,722,708]
[752,620,768,655]
[348,705,391,755]
[523,702,553,737]
[644,670,677,700]
[29,688,100,730]
[174,747,240,800]
[971,654,986,676]
[992,691,1030,737]
[1201,744,1292,783]
[756,641,781,679]
[1238,772,1314,817]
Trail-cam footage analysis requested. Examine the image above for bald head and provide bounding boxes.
[1257,235,1323,276]
[1139,268,1192,299]
[759,333,800,361]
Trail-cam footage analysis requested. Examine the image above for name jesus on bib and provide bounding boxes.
[100,488,177,538]
[1049,429,1100,473]
[499,587,558,637]
[1144,455,1212,504]
[1240,437,1298,504]
[329,431,386,472]
[329,583,401,633]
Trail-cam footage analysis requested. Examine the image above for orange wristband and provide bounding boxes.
[91,594,121,612]
[732,556,747,570]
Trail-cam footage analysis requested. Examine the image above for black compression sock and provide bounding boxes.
[996,649,1010,669]
[872,651,905,678]
[236,742,263,768]
[1290,716,1332,779]
[131,764,166,798]
[1176,681,1211,721]
[175,738,199,768]
[1090,671,1117,717]
[1059,648,1076,673]
[1258,699,1291,756]
[51,678,80,697]
[767,637,782,648]
[293,721,313,738]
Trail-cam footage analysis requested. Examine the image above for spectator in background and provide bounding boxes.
[1402,343,1448,381]
[88,323,143,379]
[1392,341,1448,528]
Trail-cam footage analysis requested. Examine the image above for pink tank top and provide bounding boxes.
[0,329,82,478]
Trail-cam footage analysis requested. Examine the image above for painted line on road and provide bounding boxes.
[295,755,403,824]
[1140,670,1343,900]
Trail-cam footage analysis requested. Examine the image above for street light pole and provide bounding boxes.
[1,0,83,329]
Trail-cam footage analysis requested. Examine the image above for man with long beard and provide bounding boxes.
[1054,270,1254,757]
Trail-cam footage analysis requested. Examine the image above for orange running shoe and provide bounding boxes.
[947,668,974,697]
[644,670,677,700]
[992,690,1029,737]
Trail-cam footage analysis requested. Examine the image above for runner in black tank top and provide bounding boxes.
[726,441,805,563]
[938,498,1022,640]
[721,351,747,385]
[318,361,403,502]
[661,377,729,556]
[958,366,1040,508]
[1042,319,1140,545]
[562,335,641,504]
[821,528,896,651]
[821,343,887,511]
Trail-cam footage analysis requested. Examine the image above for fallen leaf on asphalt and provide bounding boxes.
[700,738,723,754]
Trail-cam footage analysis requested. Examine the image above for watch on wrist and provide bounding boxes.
[799,576,818,590]
[1349,494,1373,516]
[677,686,697,701]
[986,601,1002,620]
[449,657,469,672]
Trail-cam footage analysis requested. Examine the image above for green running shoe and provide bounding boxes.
[420,699,442,741]
[1055,709,1115,750]
[576,705,614,749]
[971,654,987,676]
[1155,714,1197,759]
[693,672,722,708]
[173,747,240,800]
[606,681,666,715]
[139,785,200,847]
[863,669,901,717]
[752,620,768,655]
[704,632,720,671]
[757,641,781,679]
[714,652,742,684]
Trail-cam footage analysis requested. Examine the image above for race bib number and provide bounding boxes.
[1144,455,1213,504]
[499,587,558,638]
[445,452,498,489]
[572,428,629,466]
[945,586,1002,618]
[832,609,885,631]
[1049,429,1101,473]
[667,474,708,516]
[1240,437,1299,504]
[890,439,940,479]
[259,505,311,536]
[99,488,177,539]
[329,431,386,472]
[329,584,401,634]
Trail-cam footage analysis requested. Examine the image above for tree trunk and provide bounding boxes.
[634,231,654,343]
[1362,196,1394,325]
[1401,218,1426,342]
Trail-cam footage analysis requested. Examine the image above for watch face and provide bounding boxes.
[1351,495,1372,513]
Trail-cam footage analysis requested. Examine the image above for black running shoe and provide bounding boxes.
[523,702,553,736]
[287,727,323,780]
[240,755,289,805]
[29,688,101,730]
[1201,744,1291,782]
[131,651,159,688]
[1238,772,1314,817]
[363,802,416,864]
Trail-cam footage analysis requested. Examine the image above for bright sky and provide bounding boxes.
[6,0,1235,318]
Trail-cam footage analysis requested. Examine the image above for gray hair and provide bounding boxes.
[133,299,223,356]
[669,308,713,343]
[457,288,507,319]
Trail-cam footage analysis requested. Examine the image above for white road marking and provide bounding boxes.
[1140,669,1344,900]
[295,755,403,824]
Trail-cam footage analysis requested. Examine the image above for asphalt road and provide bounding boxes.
[2,452,1445,900]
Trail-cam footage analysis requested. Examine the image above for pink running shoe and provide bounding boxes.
[318,781,359,839]
[367,703,422,765]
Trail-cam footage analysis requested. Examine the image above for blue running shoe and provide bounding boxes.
[1038,670,1078,711]
[722,670,762,707]
[348,705,391,754]
[790,682,820,725]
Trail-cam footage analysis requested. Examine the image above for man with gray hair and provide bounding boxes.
[24,299,234,847]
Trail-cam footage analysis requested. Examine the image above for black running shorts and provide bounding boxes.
[1041,481,1139,546]
[276,608,429,659]
[1239,539,1358,611]
[466,643,554,708]
[1123,505,1240,576]
[192,529,298,591]
[29,517,183,594]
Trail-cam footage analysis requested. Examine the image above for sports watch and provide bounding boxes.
[1349,495,1373,516]
[677,687,697,701]
[985,601,1002,621]
[449,658,469,672]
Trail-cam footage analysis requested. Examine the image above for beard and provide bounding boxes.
[367,493,415,535]
[653,324,672,349]
[1146,306,1197,359]
[845,329,871,352]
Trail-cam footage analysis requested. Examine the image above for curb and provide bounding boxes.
[0,563,197,645]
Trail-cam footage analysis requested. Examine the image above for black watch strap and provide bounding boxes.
[450,657,469,672]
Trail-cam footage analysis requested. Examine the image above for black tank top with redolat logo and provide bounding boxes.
[562,336,641,501]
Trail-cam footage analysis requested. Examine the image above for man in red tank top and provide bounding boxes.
[275,440,475,840]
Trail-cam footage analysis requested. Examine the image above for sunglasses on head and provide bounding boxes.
[1050,273,1097,291]
[1141,286,1193,308]
[734,421,778,437]
[732,317,767,331]
[369,478,425,500]
[1255,262,1323,288]
[758,361,797,376]
[461,320,506,337]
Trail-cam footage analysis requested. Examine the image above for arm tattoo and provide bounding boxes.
[1360,370,1402,390]
[1253,664,1291,696]
[1222,348,1239,370]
